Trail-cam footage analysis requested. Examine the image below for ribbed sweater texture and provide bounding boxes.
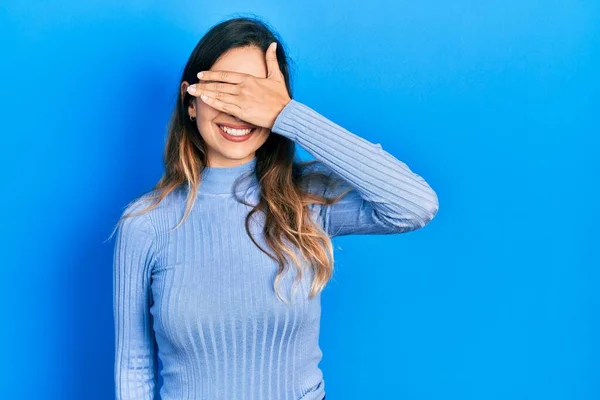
[113,99,439,399]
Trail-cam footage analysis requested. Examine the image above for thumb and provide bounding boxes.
[266,42,282,80]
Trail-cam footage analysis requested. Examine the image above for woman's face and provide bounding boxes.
[182,45,272,168]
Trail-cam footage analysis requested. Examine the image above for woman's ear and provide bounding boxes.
[180,80,189,98]
[181,81,196,119]
[188,100,196,120]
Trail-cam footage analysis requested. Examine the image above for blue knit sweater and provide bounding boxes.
[113,99,439,399]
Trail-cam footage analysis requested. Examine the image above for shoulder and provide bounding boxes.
[116,192,158,242]
[125,185,188,219]
[117,185,202,242]
[112,193,161,272]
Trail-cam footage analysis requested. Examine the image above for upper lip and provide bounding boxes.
[217,122,255,129]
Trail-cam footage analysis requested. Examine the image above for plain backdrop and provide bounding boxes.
[0,1,598,399]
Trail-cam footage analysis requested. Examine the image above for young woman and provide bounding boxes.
[112,16,438,400]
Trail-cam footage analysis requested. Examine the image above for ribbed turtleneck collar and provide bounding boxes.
[199,156,259,195]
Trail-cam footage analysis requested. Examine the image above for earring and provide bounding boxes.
[190,115,196,121]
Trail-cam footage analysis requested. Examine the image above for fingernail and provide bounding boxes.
[273,42,277,51]
[201,95,208,101]
[197,71,204,79]
[187,85,196,93]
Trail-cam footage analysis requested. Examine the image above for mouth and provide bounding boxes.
[216,123,256,142]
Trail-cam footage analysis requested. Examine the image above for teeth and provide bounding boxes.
[219,125,253,136]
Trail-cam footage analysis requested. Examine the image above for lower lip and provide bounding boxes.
[217,124,256,142]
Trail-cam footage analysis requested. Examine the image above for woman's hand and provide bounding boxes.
[186,42,291,129]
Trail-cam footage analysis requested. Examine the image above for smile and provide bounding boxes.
[217,124,256,142]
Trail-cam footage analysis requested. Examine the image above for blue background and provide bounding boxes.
[1,1,598,399]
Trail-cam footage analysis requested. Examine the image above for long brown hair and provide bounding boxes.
[109,15,352,303]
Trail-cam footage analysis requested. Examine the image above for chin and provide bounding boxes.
[215,147,255,161]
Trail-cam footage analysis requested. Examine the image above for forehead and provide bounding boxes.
[210,46,267,79]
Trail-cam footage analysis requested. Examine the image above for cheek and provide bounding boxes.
[198,101,219,118]
[197,104,219,134]
[197,123,217,145]
[256,129,271,144]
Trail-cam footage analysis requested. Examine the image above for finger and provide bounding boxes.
[265,42,283,80]
[199,94,242,117]
[187,86,237,104]
[197,70,247,84]
[194,81,241,95]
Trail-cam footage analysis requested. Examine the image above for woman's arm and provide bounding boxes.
[272,99,439,238]
[113,202,158,399]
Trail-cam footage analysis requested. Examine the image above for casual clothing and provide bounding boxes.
[113,99,438,399]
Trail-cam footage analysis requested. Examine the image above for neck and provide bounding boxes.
[198,156,259,195]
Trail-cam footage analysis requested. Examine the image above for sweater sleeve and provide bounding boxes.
[113,203,158,399]
[271,99,439,237]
